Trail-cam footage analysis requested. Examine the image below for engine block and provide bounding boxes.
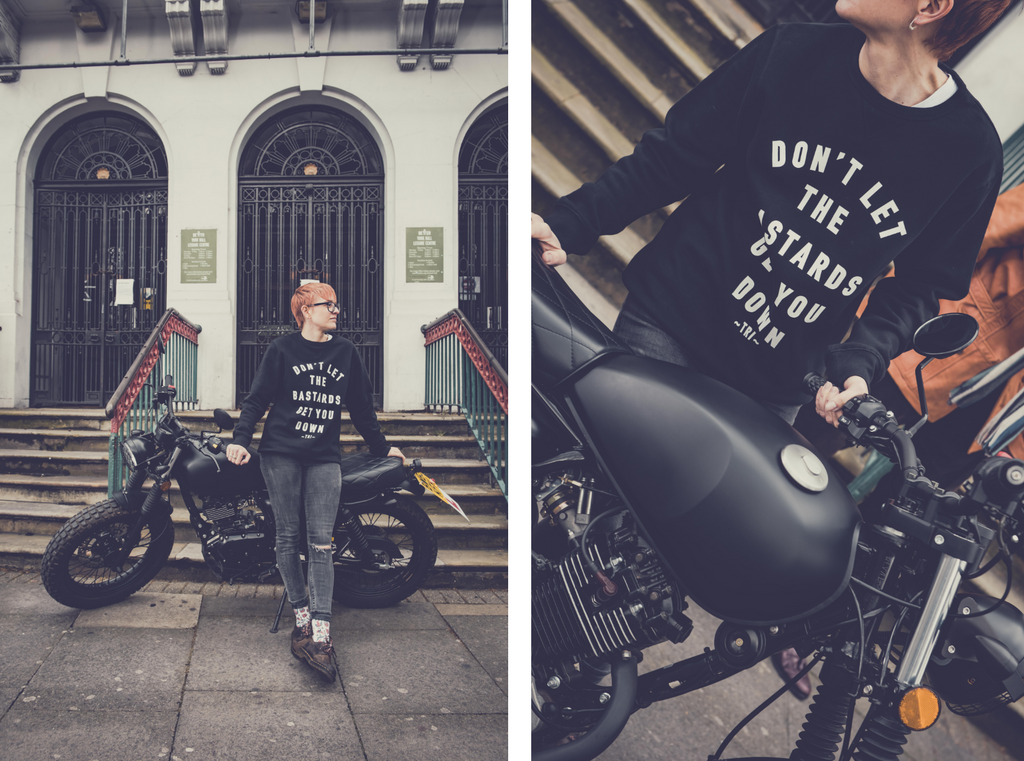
[533,513,690,662]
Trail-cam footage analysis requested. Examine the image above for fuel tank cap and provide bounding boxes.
[780,444,829,492]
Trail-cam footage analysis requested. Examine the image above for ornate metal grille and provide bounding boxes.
[32,114,168,406]
[237,107,385,407]
[458,103,508,370]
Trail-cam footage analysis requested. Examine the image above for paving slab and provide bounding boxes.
[444,614,508,695]
[0,578,80,619]
[194,592,283,618]
[174,690,364,761]
[336,629,506,715]
[0,687,20,714]
[332,598,450,631]
[74,593,202,629]
[186,615,334,693]
[0,707,178,761]
[16,627,193,713]
[0,616,70,688]
[354,714,509,761]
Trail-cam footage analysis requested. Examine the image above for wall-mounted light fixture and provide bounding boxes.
[71,4,107,32]
[295,1,327,23]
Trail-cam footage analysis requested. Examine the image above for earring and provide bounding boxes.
[909,19,917,31]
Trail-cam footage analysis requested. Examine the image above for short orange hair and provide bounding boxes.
[291,282,337,328]
[928,0,1013,61]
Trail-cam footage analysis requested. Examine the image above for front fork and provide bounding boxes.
[112,461,175,567]
[792,554,966,761]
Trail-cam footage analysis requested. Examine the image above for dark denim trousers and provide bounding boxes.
[260,453,342,622]
[614,296,802,426]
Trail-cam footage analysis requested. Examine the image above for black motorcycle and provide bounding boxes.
[532,248,1024,761]
[41,374,449,612]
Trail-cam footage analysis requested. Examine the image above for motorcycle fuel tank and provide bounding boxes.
[175,441,264,497]
[569,354,861,626]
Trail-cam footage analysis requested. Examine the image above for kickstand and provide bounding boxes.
[270,593,288,634]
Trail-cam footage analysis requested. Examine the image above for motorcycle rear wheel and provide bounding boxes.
[41,499,174,609]
[332,495,437,608]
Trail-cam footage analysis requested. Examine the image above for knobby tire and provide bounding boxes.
[41,499,174,609]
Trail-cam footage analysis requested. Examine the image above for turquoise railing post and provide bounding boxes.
[105,309,202,496]
[422,309,507,499]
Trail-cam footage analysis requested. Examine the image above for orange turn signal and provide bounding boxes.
[899,687,941,731]
[160,480,172,492]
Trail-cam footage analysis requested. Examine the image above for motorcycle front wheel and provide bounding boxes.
[41,499,174,609]
[332,494,437,608]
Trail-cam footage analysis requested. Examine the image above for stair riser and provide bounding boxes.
[0,551,507,589]
[0,459,107,477]
[0,432,483,460]
[0,413,471,437]
[0,513,507,550]
[0,482,504,516]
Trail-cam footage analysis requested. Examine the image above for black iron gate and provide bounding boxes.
[237,107,385,407]
[31,113,168,406]
[458,102,508,370]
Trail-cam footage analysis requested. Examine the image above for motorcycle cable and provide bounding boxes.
[964,515,1011,580]
[839,584,867,761]
[876,591,923,692]
[849,577,923,610]
[955,555,1013,620]
[706,653,824,761]
[577,508,620,582]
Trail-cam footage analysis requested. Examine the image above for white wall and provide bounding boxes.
[956,5,1024,143]
[0,3,507,411]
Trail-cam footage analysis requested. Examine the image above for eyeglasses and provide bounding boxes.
[309,301,340,313]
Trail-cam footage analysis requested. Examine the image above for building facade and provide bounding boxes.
[0,0,508,411]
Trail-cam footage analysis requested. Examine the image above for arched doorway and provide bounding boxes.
[458,102,508,369]
[237,106,385,407]
[31,112,168,406]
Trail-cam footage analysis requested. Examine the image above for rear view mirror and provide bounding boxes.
[912,313,979,359]
[213,408,235,431]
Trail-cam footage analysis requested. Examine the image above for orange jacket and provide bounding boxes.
[885,183,1024,458]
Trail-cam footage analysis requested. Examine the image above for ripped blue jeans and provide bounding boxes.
[260,454,342,622]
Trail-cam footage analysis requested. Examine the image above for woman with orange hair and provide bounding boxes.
[226,283,403,682]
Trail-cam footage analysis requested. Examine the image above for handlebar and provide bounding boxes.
[803,373,920,479]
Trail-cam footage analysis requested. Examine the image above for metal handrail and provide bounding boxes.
[422,309,507,499]
[106,308,201,495]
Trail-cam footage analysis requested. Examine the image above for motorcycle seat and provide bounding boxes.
[532,244,632,389]
[339,452,408,497]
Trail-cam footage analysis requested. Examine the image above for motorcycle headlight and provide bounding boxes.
[121,436,155,471]
[927,595,1024,716]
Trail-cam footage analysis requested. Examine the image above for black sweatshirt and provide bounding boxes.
[545,22,1002,404]
[232,332,389,463]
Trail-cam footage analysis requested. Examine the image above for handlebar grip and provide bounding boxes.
[803,373,827,395]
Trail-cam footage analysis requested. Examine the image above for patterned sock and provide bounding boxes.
[294,606,311,629]
[312,619,330,643]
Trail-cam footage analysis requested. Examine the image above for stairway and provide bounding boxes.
[531,0,763,317]
[0,408,507,588]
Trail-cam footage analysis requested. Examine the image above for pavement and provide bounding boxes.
[0,569,507,761]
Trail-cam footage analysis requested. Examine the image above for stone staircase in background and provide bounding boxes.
[0,408,507,588]
[531,0,762,322]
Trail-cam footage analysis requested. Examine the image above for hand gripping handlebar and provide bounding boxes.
[802,373,921,479]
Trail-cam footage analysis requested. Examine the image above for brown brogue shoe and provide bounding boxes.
[299,637,337,683]
[291,622,313,660]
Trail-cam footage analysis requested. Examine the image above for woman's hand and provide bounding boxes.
[815,376,869,427]
[387,447,406,464]
[532,213,567,266]
[226,443,251,466]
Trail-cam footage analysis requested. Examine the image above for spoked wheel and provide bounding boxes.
[331,494,437,608]
[41,499,174,609]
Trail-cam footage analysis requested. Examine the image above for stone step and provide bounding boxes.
[0,408,473,437]
[0,533,508,589]
[0,451,493,484]
[0,501,506,550]
[0,427,484,459]
[0,476,505,515]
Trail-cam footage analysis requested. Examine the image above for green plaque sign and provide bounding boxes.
[181,229,217,283]
[406,227,444,283]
